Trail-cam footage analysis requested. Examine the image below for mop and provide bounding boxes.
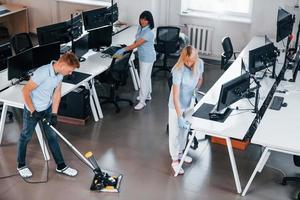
[174,124,195,177]
[42,119,123,192]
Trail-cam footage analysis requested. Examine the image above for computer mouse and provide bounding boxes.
[120,44,127,47]
[281,102,288,107]
[209,113,219,120]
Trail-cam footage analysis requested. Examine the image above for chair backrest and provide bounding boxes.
[10,33,33,55]
[110,50,133,84]
[0,42,12,71]
[221,53,231,71]
[156,26,180,54]
[222,36,234,59]
[294,155,300,167]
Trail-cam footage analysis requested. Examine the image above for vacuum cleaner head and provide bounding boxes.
[45,123,124,193]
[90,172,123,193]
[85,151,123,193]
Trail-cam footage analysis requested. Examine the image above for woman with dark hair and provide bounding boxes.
[114,11,156,110]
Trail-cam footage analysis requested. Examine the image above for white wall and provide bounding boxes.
[163,0,298,59]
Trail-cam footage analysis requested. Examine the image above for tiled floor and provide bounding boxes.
[0,60,299,200]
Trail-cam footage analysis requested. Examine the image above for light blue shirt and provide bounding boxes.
[28,61,63,112]
[168,59,204,110]
[135,25,156,63]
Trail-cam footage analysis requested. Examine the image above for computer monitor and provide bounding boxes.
[248,42,277,75]
[7,48,33,80]
[276,8,294,42]
[88,25,112,50]
[105,3,118,24]
[215,73,250,112]
[37,21,70,45]
[73,33,89,62]
[0,42,12,71]
[82,7,108,31]
[32,42,60,68]
[67,13,83,40]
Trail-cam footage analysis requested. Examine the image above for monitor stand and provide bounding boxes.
[255,69,268,80]
[208,104,232,121]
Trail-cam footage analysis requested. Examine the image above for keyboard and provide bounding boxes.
[269,96,284,110]
[102,46,121,56]
[62,71,91,84]
[60,45,71,54]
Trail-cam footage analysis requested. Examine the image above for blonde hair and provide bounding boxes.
[58,52,80,69]
[173,45,199,73]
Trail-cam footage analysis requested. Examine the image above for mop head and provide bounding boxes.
[85,151,123,193]
[90,172,123,193]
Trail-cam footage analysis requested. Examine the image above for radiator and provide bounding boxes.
[186,24,214,55]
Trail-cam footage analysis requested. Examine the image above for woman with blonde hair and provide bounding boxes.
[168,45,204,175]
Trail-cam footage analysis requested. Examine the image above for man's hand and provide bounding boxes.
[46,113,58,126]
[30,110,46,120]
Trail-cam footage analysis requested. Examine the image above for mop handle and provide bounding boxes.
[42,119,95,171]
[174,124,193,177]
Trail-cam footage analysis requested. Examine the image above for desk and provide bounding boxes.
[0,4,29,36]
[242,74,300,196]
[178,36,284,194]
[0,70,11,91]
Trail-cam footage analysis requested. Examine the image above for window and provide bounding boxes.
[181,0,253,22]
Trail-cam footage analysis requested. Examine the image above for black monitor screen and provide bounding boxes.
[88,25,112,49]
[8,48,33,80]
[0,42,12,71]
[276,8,294,42]
[105,3,118,24]
[73,33,89,59]
[82,7,108,31]
[37,21,70,45]
[32,42,60,68]
[67,14,83,40]
[217,73,250,111]
[248,43,276,74]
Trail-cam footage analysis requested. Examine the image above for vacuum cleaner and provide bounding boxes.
[42,119,123,193]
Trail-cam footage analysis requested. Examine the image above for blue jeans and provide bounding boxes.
[17,106,65,167]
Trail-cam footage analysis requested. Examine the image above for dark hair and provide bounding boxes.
[139,11,154,29]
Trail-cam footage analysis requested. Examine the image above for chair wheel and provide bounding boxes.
[129,102,133,106]
[297,192,300,200]
[166,124,169,133]
[281,179,287,185]
[115,109,120,113]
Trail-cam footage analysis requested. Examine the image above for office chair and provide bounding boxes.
[282,155,300,200]
[10,32,33,55]
[221,36,239,71]
[0,43,13,122]
[153,26,180,76]
[96,50,134,113]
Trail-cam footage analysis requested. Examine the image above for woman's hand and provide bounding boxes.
[178,116,190,129]
[114,48,126,56]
